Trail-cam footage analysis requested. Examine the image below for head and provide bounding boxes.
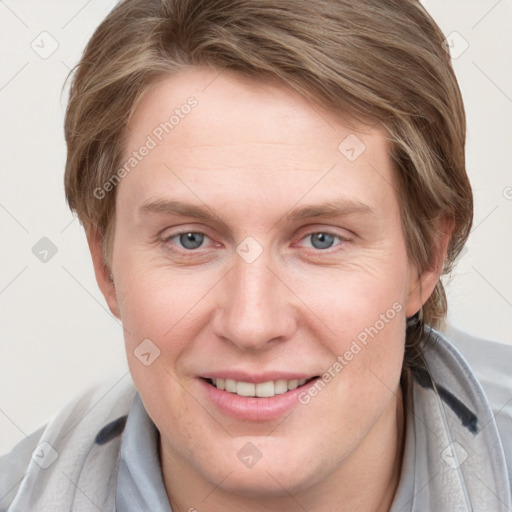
[63,0,472,504]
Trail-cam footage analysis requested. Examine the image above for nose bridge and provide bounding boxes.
[214,250,294,350]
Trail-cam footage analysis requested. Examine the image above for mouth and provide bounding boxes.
[199,373,322,421]
[202,376,319,398]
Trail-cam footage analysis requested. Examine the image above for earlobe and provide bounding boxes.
[85,226,121,319]
[405,216,454,317]
[405,269,434,318]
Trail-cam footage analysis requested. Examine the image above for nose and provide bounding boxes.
[211,250,297,352]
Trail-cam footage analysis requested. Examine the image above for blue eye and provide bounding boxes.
[305,231,344,249]
[308,232,337,250]
[167,232,206,250]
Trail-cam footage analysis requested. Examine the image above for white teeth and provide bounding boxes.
[256,381,274,397]
[236,381,255,397]
[225,379,237,393]
[274,379,288,394]
[288,379,299,390]
[211,377,310,397]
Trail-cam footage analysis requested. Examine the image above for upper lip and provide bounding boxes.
[200,371,318,383]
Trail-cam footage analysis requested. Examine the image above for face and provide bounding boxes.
[91,66,437,503]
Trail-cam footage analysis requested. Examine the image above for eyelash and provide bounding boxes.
[160,230,348,255]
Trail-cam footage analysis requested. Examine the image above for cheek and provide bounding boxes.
[113,256,226,410]
[294,251,409,340]
[113,236,213,336]
[290,251,409,396]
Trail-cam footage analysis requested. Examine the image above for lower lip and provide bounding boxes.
[199,378,319,421]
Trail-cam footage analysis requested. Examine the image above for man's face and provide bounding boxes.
[106,67,424,496]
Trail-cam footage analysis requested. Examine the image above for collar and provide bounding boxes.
[391,327,511,511]
[116,392,172,512]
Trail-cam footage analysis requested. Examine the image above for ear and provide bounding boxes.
[405,216,454,317]
[85,225,121,319]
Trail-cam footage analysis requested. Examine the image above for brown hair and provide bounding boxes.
[63,0,473,370]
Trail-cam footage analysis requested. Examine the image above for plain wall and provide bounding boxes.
[0,0,511,455]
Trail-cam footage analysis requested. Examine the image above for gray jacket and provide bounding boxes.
[1,326,511,511]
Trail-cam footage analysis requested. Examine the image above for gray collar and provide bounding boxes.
[116,392,172,512]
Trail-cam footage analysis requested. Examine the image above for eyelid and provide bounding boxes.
[161,229,208,241]
[294,223,352,241]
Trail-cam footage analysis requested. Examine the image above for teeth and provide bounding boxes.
[225,379,237,393]
[256,381,274,397]
[288,379,299,390]
[274,379,288,394]
[211,377,310,397]
[237,382,255,397]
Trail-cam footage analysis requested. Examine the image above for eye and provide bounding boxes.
[300,232,345,250]
[164,231,209,250]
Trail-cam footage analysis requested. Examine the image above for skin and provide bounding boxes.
[88,66,449,512]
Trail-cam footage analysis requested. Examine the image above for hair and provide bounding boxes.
[63,0,473,372]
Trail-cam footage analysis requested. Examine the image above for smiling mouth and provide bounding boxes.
[203,377,318,398]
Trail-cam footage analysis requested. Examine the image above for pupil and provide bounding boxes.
[180,232,204,249]
[311,233,334,249]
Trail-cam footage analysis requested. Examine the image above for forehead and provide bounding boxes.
[118,66,398,222]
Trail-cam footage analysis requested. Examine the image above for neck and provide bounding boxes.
[160,382,406,512]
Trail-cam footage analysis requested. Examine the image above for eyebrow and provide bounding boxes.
[139,199,218,222]
[286,200,375,221]
[138,198,376,225]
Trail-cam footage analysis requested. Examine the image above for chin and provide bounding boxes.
[199,441,328,498]
[210,464,310,498]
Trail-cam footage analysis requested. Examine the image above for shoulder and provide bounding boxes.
[441,323,512,405]
[0,371,136,511]
[440,324,512,464]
